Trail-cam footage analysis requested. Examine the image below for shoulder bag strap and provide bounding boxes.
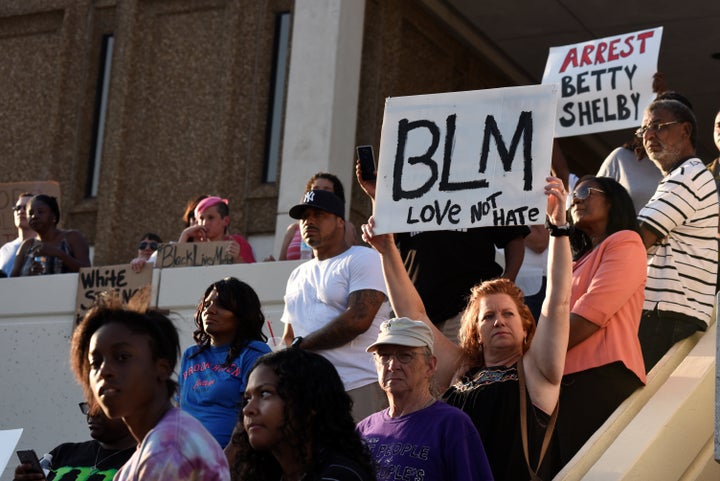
[518,358,559,480]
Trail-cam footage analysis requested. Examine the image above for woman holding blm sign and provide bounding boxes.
[361,176,572,480]
[12,194,90,276]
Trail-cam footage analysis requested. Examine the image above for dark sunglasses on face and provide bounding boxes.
[79,402,90,415]
[138,241,159,251]
[572,184,605,201]
[12,205,26,213]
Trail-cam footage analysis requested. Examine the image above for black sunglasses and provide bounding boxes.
[138,241,159,251]
[79,402,90,415]
[12,205,26,212]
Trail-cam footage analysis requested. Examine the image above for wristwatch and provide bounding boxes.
[545,218,572,237]
[291,336,304,348]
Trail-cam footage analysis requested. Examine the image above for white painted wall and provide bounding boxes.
[272,0,366,258]
[1,262,718,481]
[0,260,300,481]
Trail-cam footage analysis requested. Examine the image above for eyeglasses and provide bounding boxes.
[572,185,605,201]
[12,205,26,213]
[372,351,419,365]
[138,241,159,251]
[78,402,90,415]
[634,120,681,138]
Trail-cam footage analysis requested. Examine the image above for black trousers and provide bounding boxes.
[557,362,643,465]
[638,309,702,372]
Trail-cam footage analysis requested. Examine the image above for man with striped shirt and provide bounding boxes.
[636,99,718,371]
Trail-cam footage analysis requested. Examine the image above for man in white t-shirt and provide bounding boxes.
[0,192,36,276]
[281,189,390,421]
[636,99,718,371]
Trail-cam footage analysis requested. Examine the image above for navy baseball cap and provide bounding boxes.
[289,190,345,220]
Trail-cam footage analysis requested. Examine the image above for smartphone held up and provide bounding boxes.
[16,449,47,475]
[356,145,376,181]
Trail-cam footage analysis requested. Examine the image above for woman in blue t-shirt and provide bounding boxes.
[178,277,271,447]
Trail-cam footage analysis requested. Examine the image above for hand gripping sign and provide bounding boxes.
[372,84,558,235]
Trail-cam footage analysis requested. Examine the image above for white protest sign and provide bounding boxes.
[0,428,23,478]
[373,84,558,235]
[542,27,663,137]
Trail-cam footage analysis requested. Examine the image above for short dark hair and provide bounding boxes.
[304,173,346,203]
[31,194,61,225]
[139,232,162,243]
[647,99,698,148]
[655,90,693,111]
[212,198,230,218]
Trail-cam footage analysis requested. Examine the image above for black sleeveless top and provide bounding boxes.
[442,363,561,481]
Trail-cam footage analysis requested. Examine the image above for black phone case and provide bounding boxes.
[357,145,376,181]
[17,449,43,474]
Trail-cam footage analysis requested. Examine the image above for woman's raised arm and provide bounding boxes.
[362,218,463,392]
[523,176,572,414]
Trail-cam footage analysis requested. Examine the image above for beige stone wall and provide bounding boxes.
[350,0,518,228]
[0,0,597,266]
[349,0,604,228]
[0,0,291,265]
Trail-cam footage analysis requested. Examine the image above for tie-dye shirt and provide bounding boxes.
[114,407,230,481]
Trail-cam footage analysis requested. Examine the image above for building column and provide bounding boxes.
[272,0,366,256]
